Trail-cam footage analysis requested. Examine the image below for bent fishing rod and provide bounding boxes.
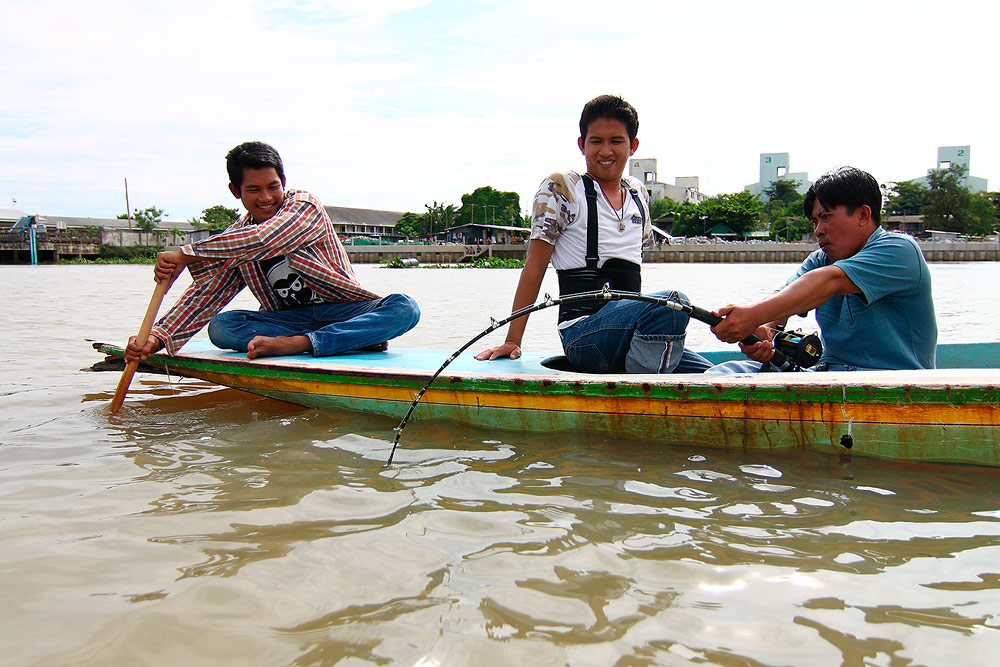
[386,286,811,465]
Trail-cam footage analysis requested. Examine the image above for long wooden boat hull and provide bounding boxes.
[96,341,1000,466]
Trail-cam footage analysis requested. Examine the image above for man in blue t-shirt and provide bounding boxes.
[707,166,937,372]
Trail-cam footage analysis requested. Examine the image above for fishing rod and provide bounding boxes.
[386,287,821,464]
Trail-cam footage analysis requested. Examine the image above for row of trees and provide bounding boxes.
[395,186,528,238]
[116,188,527,245]
[654,164,999,241]
[116,204,241,245]
[884,164,997,236]
[117,165,999,246]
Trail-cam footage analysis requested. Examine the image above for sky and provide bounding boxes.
[2,0,997,223]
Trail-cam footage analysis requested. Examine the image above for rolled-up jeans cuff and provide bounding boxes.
[303,332,320,356]
[625,333,686,374]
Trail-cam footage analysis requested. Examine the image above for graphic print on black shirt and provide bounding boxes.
[260,256,324,308]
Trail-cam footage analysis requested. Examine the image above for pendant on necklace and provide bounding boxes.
[618,221,626,232]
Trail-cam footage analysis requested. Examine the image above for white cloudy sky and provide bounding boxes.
[2,0,996,222]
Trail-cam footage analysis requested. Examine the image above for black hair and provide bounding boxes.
[803,166,881,225]
[579,95,639,142]
[226,141,286,189]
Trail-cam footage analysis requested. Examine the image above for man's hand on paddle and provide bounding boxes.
[475,341,522,361]
[154,250,199,284]
[125,335,163,363]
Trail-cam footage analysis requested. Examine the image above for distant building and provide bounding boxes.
[911,146,988,193]
[324,205,405,240]
[0,208,27,225]
[883,215,925,236]
[629,158,708,205]
[439,222,528,244]
[745,152,810,201]
[2,206,407,244]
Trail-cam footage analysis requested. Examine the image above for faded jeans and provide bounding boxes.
[558,289,713,374]
[207,293,420,357]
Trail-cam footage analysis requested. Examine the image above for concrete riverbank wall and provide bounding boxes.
[345,241,1000,264]
[1,236,997,264]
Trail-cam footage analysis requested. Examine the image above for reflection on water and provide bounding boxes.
[2,264,1000,665]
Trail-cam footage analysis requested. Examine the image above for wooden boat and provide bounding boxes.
[94,340,1000,466]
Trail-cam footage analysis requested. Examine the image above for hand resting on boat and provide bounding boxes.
[475,341,522,361]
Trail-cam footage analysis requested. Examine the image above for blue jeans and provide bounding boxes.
[558,289,713,374]
[207,294,420,357]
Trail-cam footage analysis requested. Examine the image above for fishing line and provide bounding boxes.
[386,287,789,464]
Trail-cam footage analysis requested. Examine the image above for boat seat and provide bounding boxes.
[540,355,586,373]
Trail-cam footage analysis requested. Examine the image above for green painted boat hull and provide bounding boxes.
[96,341,1000,466]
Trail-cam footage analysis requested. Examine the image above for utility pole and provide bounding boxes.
[124,177,132,230]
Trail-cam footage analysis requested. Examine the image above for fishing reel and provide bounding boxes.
[772,327,823,370]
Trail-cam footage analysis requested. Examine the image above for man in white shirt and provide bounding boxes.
[476,95,710,373]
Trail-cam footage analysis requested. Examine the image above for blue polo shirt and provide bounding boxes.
[786,227,937,370]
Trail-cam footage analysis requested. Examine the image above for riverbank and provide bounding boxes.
[8,239,1000,265]
[346,240,1000,264]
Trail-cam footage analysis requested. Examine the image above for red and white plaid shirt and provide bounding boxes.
[151,189,379,355]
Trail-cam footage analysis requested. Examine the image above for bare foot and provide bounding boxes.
[359,341,389,352]
[246,335,312,359]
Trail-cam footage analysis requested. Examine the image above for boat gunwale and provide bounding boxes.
[93,342,1000,401]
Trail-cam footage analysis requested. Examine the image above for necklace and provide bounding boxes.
[600,182,627,232]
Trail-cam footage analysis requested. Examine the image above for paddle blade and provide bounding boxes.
[109,360,140,414]
[108,277,172,413]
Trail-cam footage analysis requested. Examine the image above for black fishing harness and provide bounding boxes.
[556,174,647,323]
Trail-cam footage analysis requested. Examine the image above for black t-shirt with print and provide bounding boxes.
[259,255,324,309]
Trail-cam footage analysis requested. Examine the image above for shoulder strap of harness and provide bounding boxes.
[581,174,599,269]
[626,184,646,226]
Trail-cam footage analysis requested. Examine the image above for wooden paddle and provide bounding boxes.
[109,277,172,413]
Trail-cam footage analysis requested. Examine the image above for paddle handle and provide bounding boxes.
[687,305,789,368]
[109,278,171,413]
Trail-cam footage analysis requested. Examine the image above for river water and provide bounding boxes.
[2,262,1000,665]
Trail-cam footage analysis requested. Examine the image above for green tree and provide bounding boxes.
[987,191,1000,220]
[761,179,808,241]
[650,197,684,220]
[766,210,812,242]
[762,179,803,207]
[133,206,164,230]
[671,202,706,237]
[394,212,423,238]
[191,204,240,231]
[672,192,763,237]
[421,201,457,237]
[884,180,930,216]
[458,186,523,228]
[967,195,998,237]
[119,206,165,244]
[923,163,972,232]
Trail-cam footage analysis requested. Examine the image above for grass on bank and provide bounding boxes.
[58,245,159,264]
[57,249,525,268]
[381,255,525,269]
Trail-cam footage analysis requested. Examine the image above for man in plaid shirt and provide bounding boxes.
[125,141,419,361]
